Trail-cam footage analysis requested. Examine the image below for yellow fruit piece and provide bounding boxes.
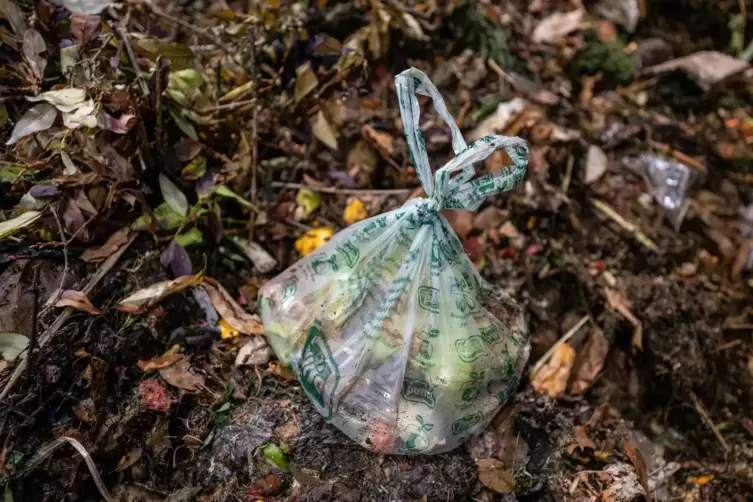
[343,199,369,225]
[688,475,714,486]
[295,227,334,256]
[219,318,240,340]
[296,188,320,216]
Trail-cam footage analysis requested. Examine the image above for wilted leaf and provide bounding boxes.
[114,447,142,472]
[27,88,87,110]
[70,13,100,44]
[117,273,204,313]
[235,336,272,366]
[296,188,320,216]
[622,436,652,502]
[139,379,174,412]
[132,39,195,70]
[644,51,750,91]
[160,239,192,277]
[55,290,102,315]
[159,358,205,392]
[101,145,133,182]
[569,327,609,395]
[294,62,318,102]
[585,145,608,184]
[61,151,78,175]
[159,174,189,217]
[174,138,203,162]
[29,184,59,198]
[81,228,131,262]
[138,353,183,373]
[343,199,369,225]
[168,69,204,95]
[22,29,46,80]
[531,8,584,44]
[311,110,338,150]
[0,332,29,361]
[477,458,515,493]
[0,210,42,238]
[58,0,111,14]
[97,112,136,134]
[531,343,576,397]
[214,184,253,208]
[0,0,25,37]
[295,227,334,256]
[62,100,97,129]
[202,278,264,335]
[63,197,87,240]
[181,156,206,180]
[361,124,393,156]
[6,103,57,145]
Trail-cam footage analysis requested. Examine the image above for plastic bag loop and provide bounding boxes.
[395,68,528,212]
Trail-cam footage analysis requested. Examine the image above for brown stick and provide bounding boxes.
[269,182,414,196]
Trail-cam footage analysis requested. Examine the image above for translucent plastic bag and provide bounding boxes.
[259,68,530,455]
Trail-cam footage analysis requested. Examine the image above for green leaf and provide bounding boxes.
[261,443,288,469]
[175,227,203,247]
[0,210,42,238]
[159,174,188,217]
[0,332,29,361]
[131,39,195,71]
[182,156,206,180]
[214,185,253,208]
[153,202,185,230]
[168,106,198,140]
[296,188,320,216]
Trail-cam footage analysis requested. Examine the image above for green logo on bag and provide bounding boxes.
[451,411,483,435]
[479,325,501,344]
[460,371,485,403]
[455,335,486,363]
[404,414,434,453]
[312,254,338,274]
[282,277,297,302]
[418,286,440,313]
[337,241,360,268]
[299,321,340,421]
[401,378,436,408]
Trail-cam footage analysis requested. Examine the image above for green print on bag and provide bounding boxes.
[418,286,440,313]
[404,415,434,453]
[401,378,436,408]
[479,324,502,345]
[451,411,484,435]
[299,321,340,421]
[455,335,487,363]
[460,371,485,403]
[312,254,338,274]
[337,241,360,268]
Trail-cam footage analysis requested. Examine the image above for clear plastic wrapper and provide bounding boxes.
[259,68,530,455]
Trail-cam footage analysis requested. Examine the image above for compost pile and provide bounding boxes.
[1,0,753,501]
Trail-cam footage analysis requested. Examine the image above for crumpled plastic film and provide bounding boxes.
[258,68,530,455]
[624,154,695,230]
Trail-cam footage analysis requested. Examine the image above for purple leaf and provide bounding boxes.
[160,239,192,277]
[29,184,60,198]
[327,171,356,188]
[174,138,203,162]
[101,145,133,182]
[195,169,214,197]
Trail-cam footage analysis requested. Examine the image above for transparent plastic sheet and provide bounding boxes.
[259,68,530,455]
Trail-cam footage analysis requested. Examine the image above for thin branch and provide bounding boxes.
[269,182,414,196]
[689,391,730,453]
[248,25,259,242]
[591,199,658,251]
[145,1,223,45]
[45,204,69,309]
[116,28,150,97]
[530,314,591,379]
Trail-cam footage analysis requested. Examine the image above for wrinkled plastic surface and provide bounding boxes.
[624,154,694,229]
[259,68,530,455]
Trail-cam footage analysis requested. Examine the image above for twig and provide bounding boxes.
[198,98,258,113]
[0,234,137,403]
[270,182,414,196]
[561,154,574,194]
[46,204,69,308]
[25,264,40,382]
[689,391,730,453]
[646,139,706,173]
[117,27,150,97]
[144,1,222,45]
[530,314,591,378]
[18,437,113,502]
[248,26,259,242]
[591,199,658,251]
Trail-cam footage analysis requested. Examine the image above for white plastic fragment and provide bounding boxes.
[258,68,530,455]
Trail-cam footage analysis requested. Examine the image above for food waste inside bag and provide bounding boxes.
[259,68,530,455]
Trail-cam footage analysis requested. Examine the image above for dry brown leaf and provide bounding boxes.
[477,458,515,493]
[137,353,183,373]
[361,124,393,156]
[267,362,297,381]
[531,8,584,44]
[569,327,609,395]
[203,277,264,335]
[294,62,318,102]
[81,228,131,262]
[531,343,576,397]
[274,418,300,442]
[574,425,596,450]
[55,290,102,315]
[311,109,338,150]
[622,435,652,502]
[117,273,204,314]
[159,358,205,392]
[644,51,750,91]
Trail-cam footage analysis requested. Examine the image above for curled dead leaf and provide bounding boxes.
[81,228,131,262]
[569,327,609,395]
[531,343,576,397]
[477,458,515,493]
[117,273,204,313]
[137,353,183,373]
[55,290,102,315]
[159,358,205,392]
[202,277,264,335]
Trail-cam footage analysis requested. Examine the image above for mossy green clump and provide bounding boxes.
[568,31,636,85]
